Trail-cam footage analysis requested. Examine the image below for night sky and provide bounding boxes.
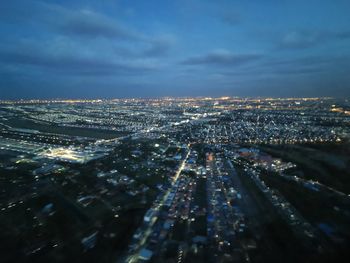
[1,0,350,99]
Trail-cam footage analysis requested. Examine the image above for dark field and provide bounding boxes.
[2,117,129,139]
[258,143,350,194]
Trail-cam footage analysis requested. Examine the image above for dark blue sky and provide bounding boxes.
[1,0,350,99]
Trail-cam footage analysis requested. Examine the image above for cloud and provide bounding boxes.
[0,42,158,77]
[0,1,142,41]
[0,1,174,79]
[201,54,350,83]
[335,31,350,40]
[182,49,261,66]
[55,8,176,60]
[220,11,240,26]
[279,31,323,49]
[278,30,350,49]
[142,36,175,57]
[59,9,140,40]
[0,0,45,23]
[112,35,176,58]
[260,55,350,73]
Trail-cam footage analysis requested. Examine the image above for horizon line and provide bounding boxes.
[0,96,339,103]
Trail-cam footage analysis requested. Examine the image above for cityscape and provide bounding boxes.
[1,0,350,262]
[1,97,350,262]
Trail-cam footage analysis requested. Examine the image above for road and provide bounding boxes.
[119,147,191,263]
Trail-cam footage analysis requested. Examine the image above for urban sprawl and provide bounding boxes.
[1,97,350,263]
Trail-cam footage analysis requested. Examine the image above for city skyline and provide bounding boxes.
[1,0,350,99]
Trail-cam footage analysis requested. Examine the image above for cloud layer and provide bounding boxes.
[0,0,350,99]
